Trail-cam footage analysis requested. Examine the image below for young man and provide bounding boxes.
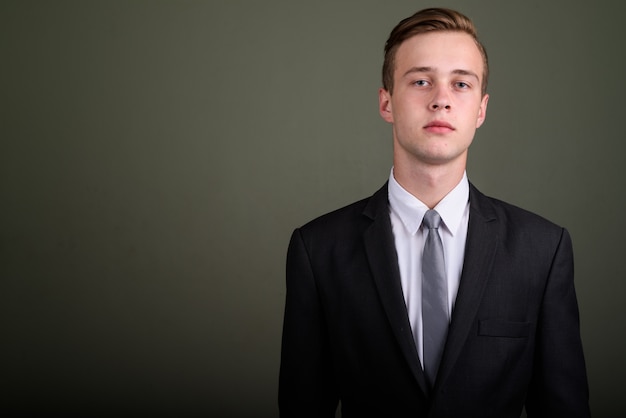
[279,8,590,418]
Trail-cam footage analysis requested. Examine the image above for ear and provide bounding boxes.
[476,93,489,128]
[378,88,394,123]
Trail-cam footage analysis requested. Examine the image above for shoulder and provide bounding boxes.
[297,198,373,240]
[470,183,569,245]
[295,183,388,240]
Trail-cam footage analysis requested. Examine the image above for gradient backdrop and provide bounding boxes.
[2,1,625,416]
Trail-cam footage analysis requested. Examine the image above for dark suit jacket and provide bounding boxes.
[279,182,590,418]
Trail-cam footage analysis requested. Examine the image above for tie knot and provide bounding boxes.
[423,209,442,230]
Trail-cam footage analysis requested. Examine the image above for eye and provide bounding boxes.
[455,81,470,89]
[413,79,430,87]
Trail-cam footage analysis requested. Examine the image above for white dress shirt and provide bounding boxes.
[388,168,470,365]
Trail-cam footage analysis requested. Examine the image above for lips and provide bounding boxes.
[424,120,454,129]
[424,120,454,133]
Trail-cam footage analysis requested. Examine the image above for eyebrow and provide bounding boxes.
[403,66,480,82]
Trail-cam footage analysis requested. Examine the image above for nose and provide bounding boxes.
[431,102,451,110]
[430,87,451,111]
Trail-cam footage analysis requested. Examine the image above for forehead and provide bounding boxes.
[394,31,484,78]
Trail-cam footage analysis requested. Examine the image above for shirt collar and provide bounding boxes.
[388,168,469,236]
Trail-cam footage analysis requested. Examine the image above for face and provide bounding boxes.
[379,31,489,168]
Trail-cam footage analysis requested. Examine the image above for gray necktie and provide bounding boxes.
[422,209,449,388]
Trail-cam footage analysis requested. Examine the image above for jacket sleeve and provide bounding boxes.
[525,228,591,417]
[278,228,339,418]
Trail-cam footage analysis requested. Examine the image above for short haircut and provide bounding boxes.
[382,8,489,96]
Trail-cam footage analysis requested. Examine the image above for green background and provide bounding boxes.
[2,1,625,416]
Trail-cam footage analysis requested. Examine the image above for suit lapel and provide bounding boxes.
[435,184,499,391]
[362,184,430,395]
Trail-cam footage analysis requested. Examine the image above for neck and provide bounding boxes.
[392,158,466,209]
